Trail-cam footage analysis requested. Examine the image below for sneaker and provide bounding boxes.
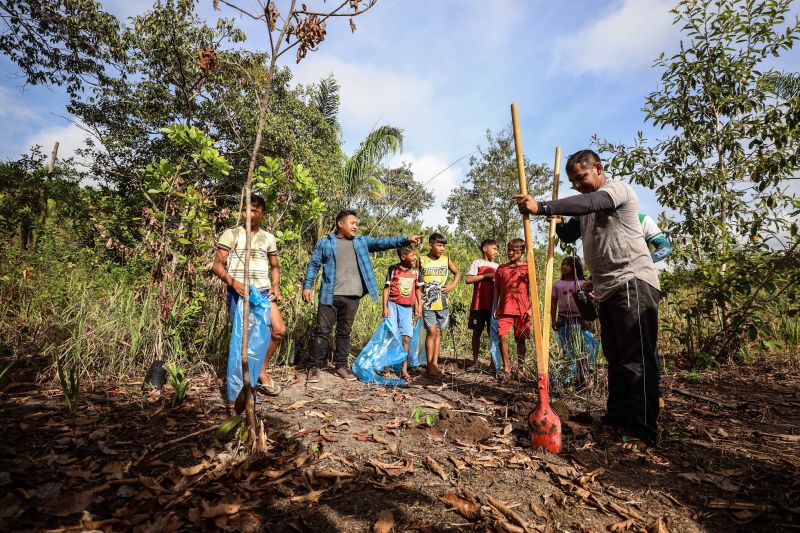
[334,367,357,381]
[307,367,320,383]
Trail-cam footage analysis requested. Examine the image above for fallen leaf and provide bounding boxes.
[138,476,165,494]
[290,490,324,504]
[405,520,433,533]
[372,433,390,445]
[494,519,525,533]
[449,456,467,470]
[545,462,579,478]
[424,455,448,481]
[288,400,311,410]
[116,485,138,498]
[647,517,669,533]
[304,410,326,419]
[486,495,534,532]
[321,399,340,404]
[101,461,128,480]
[373,509,394,533]
[529,500,548,519]
[691,407,719,417]
[201,497,242,518]
[439,492,481,520]
[609,518,636,531]
[314,467,353,479]
[39,490,95,517]
[502,423,513,435]
[178,460,209,477]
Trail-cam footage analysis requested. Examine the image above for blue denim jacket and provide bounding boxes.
[303,233,410,306]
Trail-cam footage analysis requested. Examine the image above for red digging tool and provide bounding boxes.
[510,103,562,454]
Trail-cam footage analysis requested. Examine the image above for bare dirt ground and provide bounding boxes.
[1,355,799,532]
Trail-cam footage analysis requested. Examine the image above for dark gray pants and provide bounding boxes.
[598,278,661,445]
[309,295,360,369]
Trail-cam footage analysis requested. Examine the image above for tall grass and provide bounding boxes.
[2,236,796,388]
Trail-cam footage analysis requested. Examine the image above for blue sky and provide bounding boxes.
[2,0,799,229]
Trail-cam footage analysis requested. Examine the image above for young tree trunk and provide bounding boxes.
[240,0,296,453]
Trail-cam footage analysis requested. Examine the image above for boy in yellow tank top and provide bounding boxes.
[417,233,461,379]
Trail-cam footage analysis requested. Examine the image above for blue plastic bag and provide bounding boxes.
[584,330,600,364]
[489,311,502,373]
[354,317,426,386]
[226,286,272,401]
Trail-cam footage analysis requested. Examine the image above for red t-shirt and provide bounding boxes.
[467,259,498,311]
[385,264,418,306]
[494,263,530,316]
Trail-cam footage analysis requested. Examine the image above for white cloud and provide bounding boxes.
[25,123,92,166]
[291,54,435,141]
[0,87,38,121]
[552,0,676,75]
[388,151,464,230]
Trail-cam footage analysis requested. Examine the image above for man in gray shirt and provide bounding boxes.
[302,210,421,384]
[515,149,660,449]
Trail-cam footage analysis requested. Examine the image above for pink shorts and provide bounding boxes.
[497,314,530,340]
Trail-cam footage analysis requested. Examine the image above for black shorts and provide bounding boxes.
[468,310,491,332]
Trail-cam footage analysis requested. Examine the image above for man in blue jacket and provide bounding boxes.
[302,210,421,383]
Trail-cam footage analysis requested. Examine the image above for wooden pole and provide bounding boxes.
[510,104,545,371]
[541,147,562,364]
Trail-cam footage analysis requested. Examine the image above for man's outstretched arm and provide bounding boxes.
[515,191,615,217]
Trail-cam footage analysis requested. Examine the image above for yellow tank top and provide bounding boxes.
[419,255,449,311]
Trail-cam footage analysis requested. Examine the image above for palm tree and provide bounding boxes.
[765,71,800,100]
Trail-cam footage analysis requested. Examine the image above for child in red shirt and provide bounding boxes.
[492,238,531,381]
[465,239,499,367]
[383,245,420,379]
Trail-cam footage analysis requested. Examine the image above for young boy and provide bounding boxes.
[212,194,286,396]
[465,239,500,367]
[383,245,420,379]
[417,233,461,379]
[492,238,531,381]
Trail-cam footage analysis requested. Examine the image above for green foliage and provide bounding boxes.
[253,156,326,244]
[338,125,404,211]
[765,71,800,100]
[411,408,436,427]
[0,0,123,97]
[163,363,188,403]
[0,148,87,251]
[56,353,80,417]
[596,0,800,361]
[356,164,435,223]
[141,124,229,280]
[445,128,551,250]
[218,415,243,437]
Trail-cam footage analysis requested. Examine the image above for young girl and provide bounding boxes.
[550,257,591,388]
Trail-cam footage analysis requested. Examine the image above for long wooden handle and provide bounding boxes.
[510,103,545,373]
[541,147,562,368]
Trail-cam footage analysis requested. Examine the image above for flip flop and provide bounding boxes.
[256,377,282,396]
[618,435,648,451]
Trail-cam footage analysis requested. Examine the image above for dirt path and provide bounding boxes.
[1,358,798,532]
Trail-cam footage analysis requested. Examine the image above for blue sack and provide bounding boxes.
[226,286,272,402]
[584,330,600,364]
[354,317,422,386]
[489,311,502,373]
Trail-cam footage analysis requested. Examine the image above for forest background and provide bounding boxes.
[0,0,798,396]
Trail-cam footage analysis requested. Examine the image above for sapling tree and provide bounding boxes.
[217,0,381,452]
[596,0,800,362]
